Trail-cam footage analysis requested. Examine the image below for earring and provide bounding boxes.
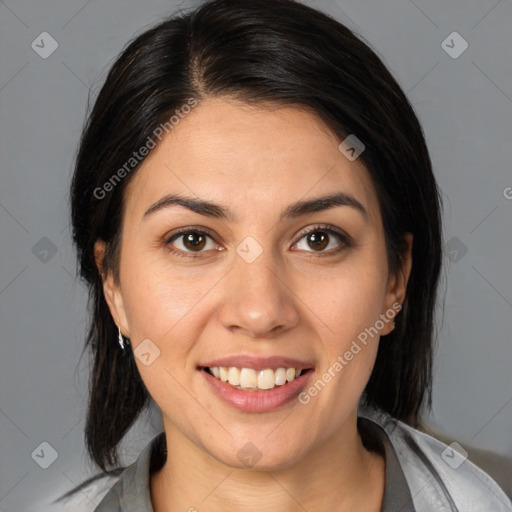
[118,326,125,350]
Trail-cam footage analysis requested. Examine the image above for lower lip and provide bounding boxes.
[200,369,312,413]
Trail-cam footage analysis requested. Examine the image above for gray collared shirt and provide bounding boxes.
[65,407,511,511]
[93,415,416,512]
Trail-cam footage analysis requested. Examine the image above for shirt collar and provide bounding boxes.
[95,414,414,511]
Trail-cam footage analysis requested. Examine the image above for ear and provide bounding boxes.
[94,239,130,337]
[380,232,413,335]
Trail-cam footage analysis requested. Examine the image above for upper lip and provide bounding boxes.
[199,355,314,371]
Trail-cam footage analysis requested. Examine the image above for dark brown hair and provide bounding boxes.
[68,0,442,488]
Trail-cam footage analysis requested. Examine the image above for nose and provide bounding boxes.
[217,249,300,339]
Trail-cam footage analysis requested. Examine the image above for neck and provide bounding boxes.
[150,413,385,512]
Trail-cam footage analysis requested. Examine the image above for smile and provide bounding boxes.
[203,366,312,391]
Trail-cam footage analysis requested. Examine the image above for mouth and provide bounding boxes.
[197,355,315,412]
[199,365,315,391]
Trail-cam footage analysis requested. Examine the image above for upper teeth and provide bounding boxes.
[209,367,303,391]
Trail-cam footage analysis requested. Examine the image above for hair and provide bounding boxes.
[63,0,443,500]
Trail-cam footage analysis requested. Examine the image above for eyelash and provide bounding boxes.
[164,224,352,259]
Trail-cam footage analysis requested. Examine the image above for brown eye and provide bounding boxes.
[306,231,329,251]
[166,230,217,257]
[294,225,350,255]
[182,232,207,251]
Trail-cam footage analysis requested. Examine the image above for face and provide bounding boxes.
[97,97,411,470]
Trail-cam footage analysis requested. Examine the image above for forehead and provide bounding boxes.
[123,98,380,225]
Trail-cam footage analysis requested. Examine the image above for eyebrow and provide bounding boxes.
[142,192,369,223]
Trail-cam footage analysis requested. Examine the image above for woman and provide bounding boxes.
[59,0,511,510]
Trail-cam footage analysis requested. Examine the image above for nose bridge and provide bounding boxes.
[218,239,299,337]
[237,245,280,300]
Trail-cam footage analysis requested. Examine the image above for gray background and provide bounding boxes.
[1,0,511,510]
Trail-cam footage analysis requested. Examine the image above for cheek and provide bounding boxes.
[121,260,209,420]
[300,255,388,393]
[304,256,388,336]
[120,250,213,341]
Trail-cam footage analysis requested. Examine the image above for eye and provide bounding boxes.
[293,224,350,254]
[165,224,351,259]
[166,229,218,257]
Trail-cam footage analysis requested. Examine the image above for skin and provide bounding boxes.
[95,97,413,511]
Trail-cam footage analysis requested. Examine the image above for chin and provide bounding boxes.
[205,437,307,472]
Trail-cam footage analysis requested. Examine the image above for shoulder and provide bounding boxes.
[51,475,119,512]
[359,407,512,511]
[54,432,164,511]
